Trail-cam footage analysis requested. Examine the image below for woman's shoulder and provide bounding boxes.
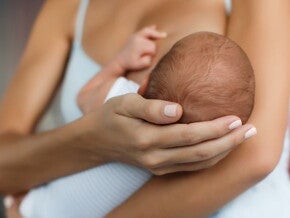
[40,0,81,40]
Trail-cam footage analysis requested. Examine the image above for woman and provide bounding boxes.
[2,0,289,217]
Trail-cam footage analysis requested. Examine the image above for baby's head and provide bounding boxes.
[143,32,255,123]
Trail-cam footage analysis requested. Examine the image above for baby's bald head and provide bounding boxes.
[144,32,255,123]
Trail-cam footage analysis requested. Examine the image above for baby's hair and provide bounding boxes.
[144,32,255,123]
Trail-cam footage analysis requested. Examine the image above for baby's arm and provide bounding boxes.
[77,26,166,114]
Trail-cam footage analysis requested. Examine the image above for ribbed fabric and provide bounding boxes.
[21,163,151,218]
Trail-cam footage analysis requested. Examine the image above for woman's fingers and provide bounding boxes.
[151,151,230,175]
[111,94,183,124]
[160,124,256,165]
[107,94,257,174]
[136,124,256,171]
[139,115,242,149]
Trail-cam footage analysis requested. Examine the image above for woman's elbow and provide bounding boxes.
[250,140,285,181]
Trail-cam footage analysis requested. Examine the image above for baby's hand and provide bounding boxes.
[116,26,167,71]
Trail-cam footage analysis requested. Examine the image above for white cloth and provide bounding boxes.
[104,77,140,102]
[20,77,152,218]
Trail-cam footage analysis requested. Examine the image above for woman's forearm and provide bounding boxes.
[0,118,104,195]
[107,1,290,217]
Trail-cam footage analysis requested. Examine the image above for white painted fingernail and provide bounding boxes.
[244,127,257,139]
[4,196,14,208]
[228,119,242,130]
[164,105,177,117]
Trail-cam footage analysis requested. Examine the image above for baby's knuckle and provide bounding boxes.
[134,35,143,43]
[151,43,157,51]
[142,27,150,33]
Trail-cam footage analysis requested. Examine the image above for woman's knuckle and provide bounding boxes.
[194,149,211,160]
[212,124,225,137]
[136,135,151,150]
[141,154,160,168]
[119,95,129,107]
[205,158,219,169]
[181,126,198,145]
[151,169,166,176]
[143,103,154,118]
[122,93,137,106]
[230,134,241,146]
[138,140,151,150]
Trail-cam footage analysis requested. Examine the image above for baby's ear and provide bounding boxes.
[137,75,150,96]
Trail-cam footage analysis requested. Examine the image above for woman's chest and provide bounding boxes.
[82,0,224,67]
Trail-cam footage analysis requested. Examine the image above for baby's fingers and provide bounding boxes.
[139,26,167,39]
[137,56,152,68]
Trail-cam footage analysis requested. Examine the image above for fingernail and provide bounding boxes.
[244,127,257,139]
[4,196,14,208]
[164,104,177,117]
[228,119,242,130]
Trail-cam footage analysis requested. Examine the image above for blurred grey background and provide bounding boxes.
[0,0,43,217]
[0,0,43,95]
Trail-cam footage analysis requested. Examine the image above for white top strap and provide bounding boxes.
[75,0,90,44]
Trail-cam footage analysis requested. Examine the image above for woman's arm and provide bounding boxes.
[0,0,85,193]
[107,0,290,217]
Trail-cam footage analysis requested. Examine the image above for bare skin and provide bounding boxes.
[2,0,289,217]
[77,26,167,113]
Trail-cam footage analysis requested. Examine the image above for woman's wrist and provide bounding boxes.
[0,117,106,194]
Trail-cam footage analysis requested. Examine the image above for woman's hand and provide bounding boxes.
[81,94,255,175]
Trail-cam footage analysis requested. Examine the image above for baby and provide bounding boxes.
[20,29,255,218]
[79,29,255,124]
